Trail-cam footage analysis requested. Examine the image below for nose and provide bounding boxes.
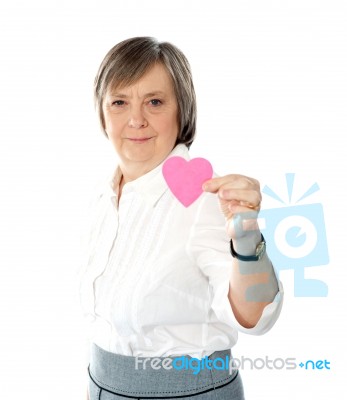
[128,106,148,129]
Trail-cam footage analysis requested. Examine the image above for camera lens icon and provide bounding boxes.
[274,216,318,259]
[258,203,329,270]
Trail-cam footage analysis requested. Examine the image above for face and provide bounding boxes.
[103,63,179,180]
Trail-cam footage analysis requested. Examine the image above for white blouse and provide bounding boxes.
[77,144,284,362]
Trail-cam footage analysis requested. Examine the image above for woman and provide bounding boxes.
[79,36,284,399]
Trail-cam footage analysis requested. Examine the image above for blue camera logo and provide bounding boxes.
[258,173,329,297]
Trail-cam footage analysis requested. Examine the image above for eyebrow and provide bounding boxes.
[109,91,167,99]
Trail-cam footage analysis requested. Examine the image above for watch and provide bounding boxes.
[230,234,266,262]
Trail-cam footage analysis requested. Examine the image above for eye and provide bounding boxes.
[112,100,125,106]
[149,99,162,106]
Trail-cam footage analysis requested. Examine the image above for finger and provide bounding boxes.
[230,202,261,212]
[203,175,258,192]
[215,180,259,193]
[219,188,262,206]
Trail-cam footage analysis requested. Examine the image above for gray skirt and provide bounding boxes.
[88,343,245,399]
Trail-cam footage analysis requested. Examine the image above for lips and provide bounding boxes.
[127,137,153,142]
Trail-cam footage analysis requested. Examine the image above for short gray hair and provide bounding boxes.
[94,37,197,148]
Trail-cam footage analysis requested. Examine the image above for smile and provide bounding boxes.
[127,137,153,143]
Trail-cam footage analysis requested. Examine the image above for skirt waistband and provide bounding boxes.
[88,343,239,398]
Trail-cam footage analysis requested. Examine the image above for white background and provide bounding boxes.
[0,0,346,399]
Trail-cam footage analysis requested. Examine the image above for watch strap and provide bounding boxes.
[230,233,266,262]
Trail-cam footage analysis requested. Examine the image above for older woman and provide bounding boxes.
[79,37,283,400]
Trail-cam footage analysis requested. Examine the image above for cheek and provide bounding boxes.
[104,114,123,137]
[159,112,179,137]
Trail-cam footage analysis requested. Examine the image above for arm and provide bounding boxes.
[228,230,279,328]
[203,174,281,329]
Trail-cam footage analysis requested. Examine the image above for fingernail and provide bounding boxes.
[220,190,228,199]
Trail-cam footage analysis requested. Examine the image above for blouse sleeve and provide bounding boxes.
[185,191,284,336]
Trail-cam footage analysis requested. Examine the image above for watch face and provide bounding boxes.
[256,241,266,259]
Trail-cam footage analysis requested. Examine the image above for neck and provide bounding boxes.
[117,144,180,189]
[119,162,154,185]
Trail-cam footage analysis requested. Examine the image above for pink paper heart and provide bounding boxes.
[162,156,213,207]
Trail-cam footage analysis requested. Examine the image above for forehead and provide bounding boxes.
[107,63,175,96]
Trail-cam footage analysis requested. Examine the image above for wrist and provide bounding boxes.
[233,229,261,256]
[230,230,266,261]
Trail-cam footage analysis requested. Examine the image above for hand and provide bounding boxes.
[202,174,262,239]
